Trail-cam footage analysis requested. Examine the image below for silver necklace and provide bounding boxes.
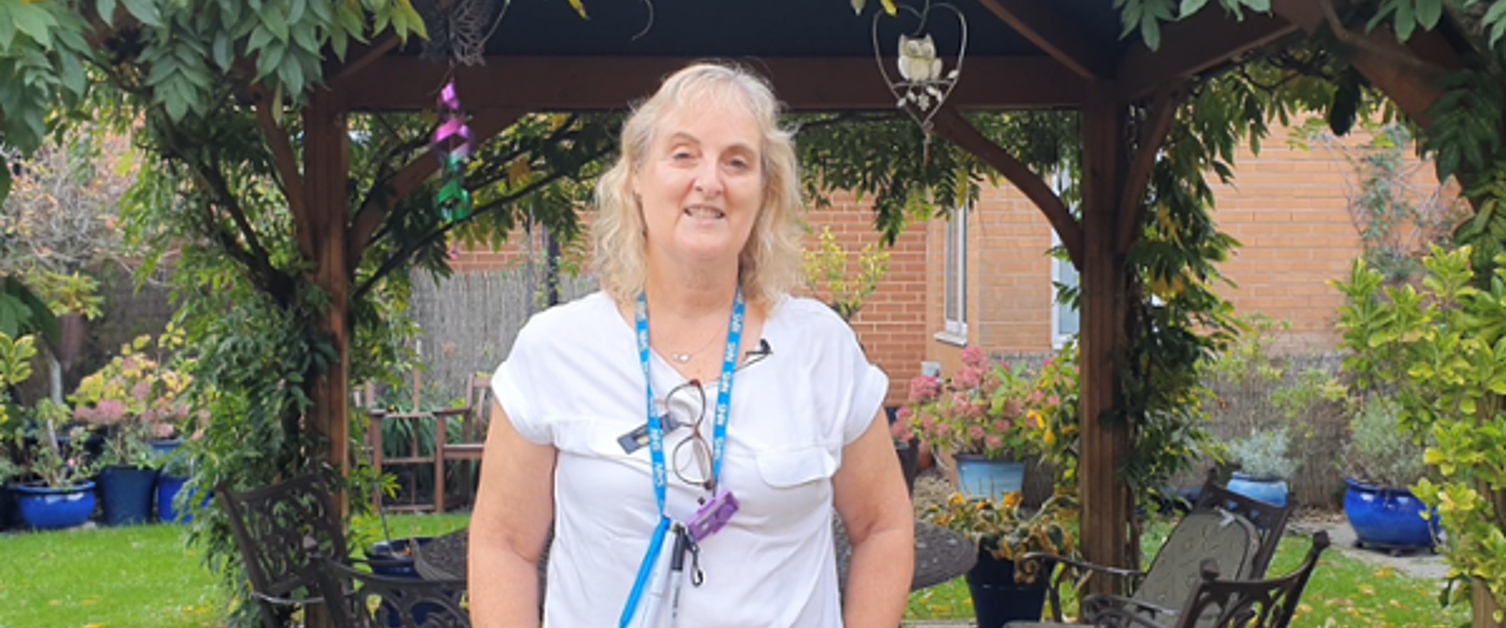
[665,327,722,364]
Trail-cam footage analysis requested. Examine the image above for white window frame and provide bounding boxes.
[1049,170,1079,349]
[939,205,969,344]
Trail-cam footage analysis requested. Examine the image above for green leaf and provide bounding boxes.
[120,0,162,26]
[1240,0,1270,11]
[260,3,289,42]
[1180,0,1210,15]
[58,50,87,97]
[10,2,58,49]
[850,0,865,14]
[212,31,233,71]
[0,8,14,52]
[0,159,10,206]
[96,0,118,26]
[1395,0,1417,41]
[1415,0,1443,30]
[1141,11,1162,50]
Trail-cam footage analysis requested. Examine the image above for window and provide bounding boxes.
[1049,170,1079,349]
[1050,230,1080,349]
[943,206,968,340]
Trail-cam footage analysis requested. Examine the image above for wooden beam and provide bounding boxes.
[251,88,312,260]
[334,56,1088,111]
[1116,10,1299,100]
[933,107,1083,268]
[346,108,527,273]
[302,88,352,504]
[324,34,401,86]
[1079,82,1133,592]
[1117,80,1187,256]
[1271,0,1459,127]
[972,0,1115,80]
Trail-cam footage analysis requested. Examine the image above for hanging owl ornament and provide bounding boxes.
[433,80,472,222]
[873,2,966,148]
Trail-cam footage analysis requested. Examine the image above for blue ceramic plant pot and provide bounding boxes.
[955,454,1026,504]
[14,481,96,529]
[97,465,157,526]
[1225,472,1288,507]
[156,474,210,523]
[1344,478,1438,553]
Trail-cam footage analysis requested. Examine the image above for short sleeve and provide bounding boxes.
[842,333,889,445]
[492,322,552,446]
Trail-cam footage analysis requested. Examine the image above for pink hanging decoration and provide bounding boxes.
[433,79,472,221]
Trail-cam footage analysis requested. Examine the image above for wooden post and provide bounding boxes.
[1475,579,1503,628]
[1078,83,1133,592]
[303,89,352,493]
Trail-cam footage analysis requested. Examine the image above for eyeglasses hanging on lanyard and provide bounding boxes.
[620,290,745,628]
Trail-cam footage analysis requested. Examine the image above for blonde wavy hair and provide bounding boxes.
[591,61,804,309]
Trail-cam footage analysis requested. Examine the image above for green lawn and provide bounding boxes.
[0,514,1465,628]
[0,513,469,628]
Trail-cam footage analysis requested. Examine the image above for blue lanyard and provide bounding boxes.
[621,290,744,627]
[635,289,744,510]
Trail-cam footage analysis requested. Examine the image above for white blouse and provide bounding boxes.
[494,291,888,627]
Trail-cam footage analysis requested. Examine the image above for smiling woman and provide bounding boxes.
[468,62,914,628]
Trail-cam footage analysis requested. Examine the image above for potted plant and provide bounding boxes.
[924,490,1077,628]
[12,399,104,529]
[1223,427,1295,506]
[1341,396,1436,554]
[70,327,199,525]
[903,345,1041,502]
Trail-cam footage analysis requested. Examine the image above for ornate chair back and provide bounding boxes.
[1116,509,1260,627]
[218,473,348,628]
[1192,480,1293,577]
[315,558,470,628]
[1172,531,1331,628]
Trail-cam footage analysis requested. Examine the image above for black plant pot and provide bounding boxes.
[966,551,1048,628]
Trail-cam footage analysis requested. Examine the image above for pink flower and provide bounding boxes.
[908,376,941,403]
[983,374,1003,392]
[985,434,1003,449]
[960,346,985,368]
[1047,395,1060,407]
[954,366,982,391]
[921,415,936,431]
[968,425,985,440]
[994,419,1011,433]
[96,399,126,425]
[1003,398,1024,417]
[895,406,912,422]
[150,423,175,439]
[130,381,151,402]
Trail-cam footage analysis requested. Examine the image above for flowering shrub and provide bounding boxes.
[70,327,198,468]
[1032,343,1081,491]
[901,346,1043,459]
[923,490,1078,568]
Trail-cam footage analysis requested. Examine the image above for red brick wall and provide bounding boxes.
[914,123,1453,365]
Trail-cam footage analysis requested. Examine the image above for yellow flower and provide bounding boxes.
[1043,429,1056,445]
[1003,491,1023,508]
[948,492,966,507]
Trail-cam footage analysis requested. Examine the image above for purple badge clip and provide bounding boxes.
[687,490,739,542]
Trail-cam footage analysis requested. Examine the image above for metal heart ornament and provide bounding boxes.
[872,2,967,130]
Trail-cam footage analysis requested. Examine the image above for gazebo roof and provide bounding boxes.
[336,0,1300,112]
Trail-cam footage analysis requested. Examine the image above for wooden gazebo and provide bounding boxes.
[295,0,1454,578]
